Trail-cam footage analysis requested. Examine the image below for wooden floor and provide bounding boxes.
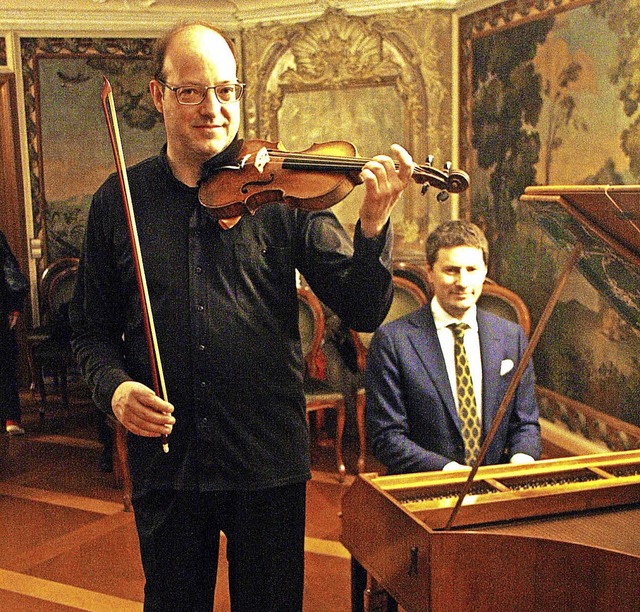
[0,382,375,611]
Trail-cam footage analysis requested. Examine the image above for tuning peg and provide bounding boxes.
[421,156,435,195]
[437,190,450,202]
[444,161,452,173]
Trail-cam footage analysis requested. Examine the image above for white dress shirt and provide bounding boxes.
[431,297,535,470]
[431,297,483,421]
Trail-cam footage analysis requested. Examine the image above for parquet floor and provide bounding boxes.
[0,381,373,611]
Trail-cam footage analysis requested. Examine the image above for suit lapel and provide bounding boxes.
[478,309,502,436]
[406,307,460,428]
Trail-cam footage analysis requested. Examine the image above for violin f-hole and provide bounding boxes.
[241,173,276,194]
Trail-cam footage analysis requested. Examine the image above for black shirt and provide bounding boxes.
[70,147,394,492]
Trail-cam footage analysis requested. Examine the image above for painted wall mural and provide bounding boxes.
[460,0,640,440]
[21,37,164,266]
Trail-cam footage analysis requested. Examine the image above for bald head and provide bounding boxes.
[152,21,238,81]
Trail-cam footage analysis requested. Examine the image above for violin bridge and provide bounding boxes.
[254,147,270,173]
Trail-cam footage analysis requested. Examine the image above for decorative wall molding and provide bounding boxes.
[537,386,640,454]
[241,6,454,255]
[247,8,426,142]
[1,1,460,33]
[458,0,583,35]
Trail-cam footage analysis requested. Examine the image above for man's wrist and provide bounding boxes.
[359,217,386,238]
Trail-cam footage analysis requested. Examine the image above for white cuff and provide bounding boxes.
[442,461,471,472]
[510,453,535,464]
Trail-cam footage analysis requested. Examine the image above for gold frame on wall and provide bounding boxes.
[241,7,454,261]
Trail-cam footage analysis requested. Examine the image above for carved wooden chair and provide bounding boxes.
[27,257,79,418]
[392,261,432,300]
[298,287,348,482]
[477,282,531,337]
[348,276,429,473]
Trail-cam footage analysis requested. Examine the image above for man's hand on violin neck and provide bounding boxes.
[358,144,414,238]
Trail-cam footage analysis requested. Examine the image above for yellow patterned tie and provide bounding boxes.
[449,323,481,465]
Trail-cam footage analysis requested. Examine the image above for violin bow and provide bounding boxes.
[100,76,169,453]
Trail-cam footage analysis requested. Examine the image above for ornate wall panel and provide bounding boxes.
[459,0,640,443]
[241,7,454,261]
[20,37,159,277]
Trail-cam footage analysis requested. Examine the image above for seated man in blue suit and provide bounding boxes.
[352,220,541,610]
[366,219,541,473]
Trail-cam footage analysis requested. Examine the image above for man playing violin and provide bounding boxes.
[70,19,414,612]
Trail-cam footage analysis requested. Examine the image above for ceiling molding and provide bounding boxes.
[454,0,503,18]
[0,9,238,36]
[1,0,465,34]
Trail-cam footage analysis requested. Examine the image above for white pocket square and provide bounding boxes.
[500,359,514,375]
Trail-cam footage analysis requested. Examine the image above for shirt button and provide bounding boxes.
[200,381,207,388]
[202,417,208,424]
[197,344,206,352]
[195,266,203,274]
[196,304,204,312]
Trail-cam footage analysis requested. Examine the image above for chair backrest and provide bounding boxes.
[350,275,428,371]
[48,263,78,316]
[297,287,326,379]
[39,257,79,323]
[478,281,531,338]
[392,261,432,300]
[385,276,428,326]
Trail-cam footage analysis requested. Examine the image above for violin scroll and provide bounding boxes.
[413,158,470,198]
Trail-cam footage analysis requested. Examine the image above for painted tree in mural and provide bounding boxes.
[591,0,640,177]
[535,59,587,185]
[471,17,554,279]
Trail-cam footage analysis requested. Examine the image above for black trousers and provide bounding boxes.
[0,327,20,424]
[132,482,307,612]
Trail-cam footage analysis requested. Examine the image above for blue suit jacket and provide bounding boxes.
[365,305,541,474]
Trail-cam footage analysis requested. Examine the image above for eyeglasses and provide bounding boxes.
[157,80,245,105]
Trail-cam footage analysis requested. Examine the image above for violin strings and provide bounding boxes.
[267,150,375,167]
[265,150,432,175]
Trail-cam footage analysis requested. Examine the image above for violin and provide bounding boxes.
[198,139,469,220]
